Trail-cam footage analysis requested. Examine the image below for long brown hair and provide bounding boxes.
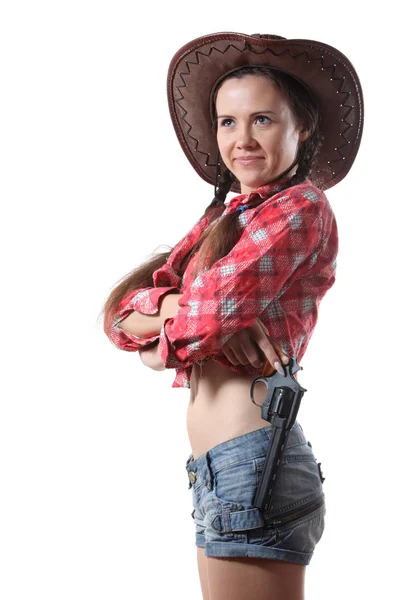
[101,66,323,334]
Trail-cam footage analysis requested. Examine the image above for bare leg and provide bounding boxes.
[206,556,306,600]
[197,547,211,600]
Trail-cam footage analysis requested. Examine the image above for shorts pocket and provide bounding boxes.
[211,456,260,510]
[254,444,324,514]
[190,473,211,521]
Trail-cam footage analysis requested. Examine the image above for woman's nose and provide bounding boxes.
[236,126,257,149]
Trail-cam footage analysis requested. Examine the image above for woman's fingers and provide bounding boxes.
[235,338,264,368]
[256,319,290,364]
[221,343,258,366]
[221,328,271,369]
[220,346,240,365]
[220,319,291,374]
[221,329,261,367]
[251,320,289,374]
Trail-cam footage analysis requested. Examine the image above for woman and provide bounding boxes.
[102,33,363,600]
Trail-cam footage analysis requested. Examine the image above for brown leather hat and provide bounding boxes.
[167,32,364,192]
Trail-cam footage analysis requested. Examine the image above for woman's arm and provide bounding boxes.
[108,287,180,346]
[135,294,184,371]
[138,317,289,373]
[108,214,211,349]
[118,293,184,338]
[157,189,334,371]
[138,342,166,371]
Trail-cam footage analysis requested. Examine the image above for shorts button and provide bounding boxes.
[188,471,197,484]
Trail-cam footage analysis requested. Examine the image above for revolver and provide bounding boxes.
[250,355,306,512]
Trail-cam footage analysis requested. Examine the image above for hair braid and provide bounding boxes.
[287,128,324,188]
[206,166,235,214]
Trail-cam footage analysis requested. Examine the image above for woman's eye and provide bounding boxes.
[220,118,234,127]
[255,115,271,124]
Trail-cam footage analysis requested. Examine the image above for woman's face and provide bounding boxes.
[215,75,308,194]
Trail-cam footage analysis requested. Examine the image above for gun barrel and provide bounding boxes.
[253,427,287,510]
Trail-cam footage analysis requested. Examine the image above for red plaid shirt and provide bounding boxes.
[107,176,338,388]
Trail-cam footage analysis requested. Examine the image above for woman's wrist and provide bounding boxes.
[159,293,184,321]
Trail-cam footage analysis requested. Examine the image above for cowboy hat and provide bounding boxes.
[167,32,364,192]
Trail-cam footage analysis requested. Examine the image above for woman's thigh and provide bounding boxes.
[197,547,210,600]
[197,547,306,600]
[206,555,305,600]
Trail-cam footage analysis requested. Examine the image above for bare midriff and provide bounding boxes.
[187,359,272,460]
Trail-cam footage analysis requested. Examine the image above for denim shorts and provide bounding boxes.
[185,421,326,565]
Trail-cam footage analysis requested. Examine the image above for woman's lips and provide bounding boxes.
[234,157,264,165]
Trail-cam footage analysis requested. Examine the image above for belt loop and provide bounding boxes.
[205,452,214,490]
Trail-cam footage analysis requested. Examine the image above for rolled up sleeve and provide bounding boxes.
[108,286,180,351]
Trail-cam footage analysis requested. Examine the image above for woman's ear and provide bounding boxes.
[298,127,311,142]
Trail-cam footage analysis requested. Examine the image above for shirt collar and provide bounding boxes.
[225,172,295,214]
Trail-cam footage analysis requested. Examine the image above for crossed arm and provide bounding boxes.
[111,191,328,376]
[118,293,183,370]
[118,292,288,373]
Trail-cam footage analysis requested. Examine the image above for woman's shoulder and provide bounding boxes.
[286,178,325,200]
[261,179,331,214]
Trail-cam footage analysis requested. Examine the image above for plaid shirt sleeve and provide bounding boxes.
[106,217,209,352]
[108,285,180,351]
[158,187,329,369]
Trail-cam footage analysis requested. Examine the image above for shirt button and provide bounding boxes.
[188,471,197,484]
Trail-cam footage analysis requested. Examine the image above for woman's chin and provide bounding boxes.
[238,176,271,193]
[232,167,276,191]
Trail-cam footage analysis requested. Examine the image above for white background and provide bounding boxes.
[1,1,398,598]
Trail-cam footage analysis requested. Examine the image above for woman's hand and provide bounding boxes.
[220,318,289,375]
[138,342,166,371]
[137,293,184,372]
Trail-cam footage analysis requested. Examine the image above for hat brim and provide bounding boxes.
[167,32,364,192]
